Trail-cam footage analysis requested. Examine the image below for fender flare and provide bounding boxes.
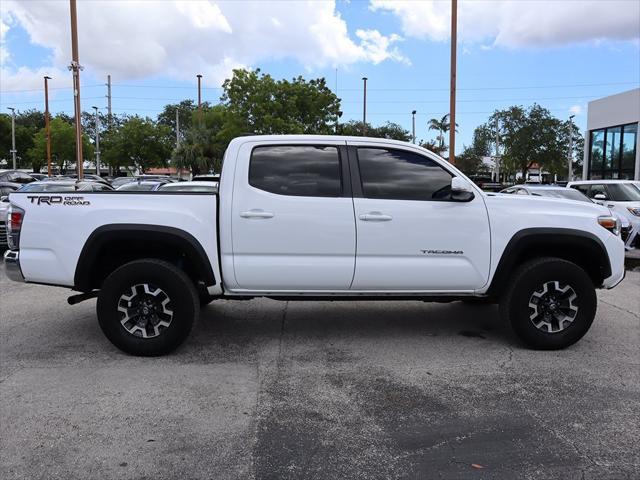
[74,224,216,291]
[486,227,612,296]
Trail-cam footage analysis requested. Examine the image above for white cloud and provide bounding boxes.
[0,0,407,89]
[370,0,640,47]
[569,105,583,116]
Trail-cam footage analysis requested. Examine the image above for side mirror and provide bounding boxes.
[0,196,7,203]
[451,176,475,202]
[593,193,607,201]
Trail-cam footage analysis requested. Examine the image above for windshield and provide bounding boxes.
[607,183,640,202]
[531,188,591,203]
[18,183,76,192]
[117,182,158,191]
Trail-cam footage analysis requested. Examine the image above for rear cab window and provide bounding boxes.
[249,145,343,197]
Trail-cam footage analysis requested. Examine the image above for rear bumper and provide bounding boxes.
[4,250,25,283]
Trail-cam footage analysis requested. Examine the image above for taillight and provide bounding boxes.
[7,205,24,250]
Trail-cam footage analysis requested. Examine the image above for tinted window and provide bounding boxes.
[250,145,342,197]
[357,148,452,201]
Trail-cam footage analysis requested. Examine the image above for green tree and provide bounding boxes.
[427,114,457,152]
[172,105,233,174]
[101,116,171,173]
[157,100,204,143]
[338,120,411,141]
[485,105,569,179]
[221,68,341,134]
[0,110,46,169]
[27,117,93,173]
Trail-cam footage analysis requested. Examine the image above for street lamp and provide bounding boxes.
[44,76,52,176]
[92,106,101,177]
[568,114,575,181]
[7,107,16,170]
[362,77,368,135]
[411,110,417,144]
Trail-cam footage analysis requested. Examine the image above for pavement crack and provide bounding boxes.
[599,298,640,319]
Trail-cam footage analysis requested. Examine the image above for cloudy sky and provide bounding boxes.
[1,0,639,149]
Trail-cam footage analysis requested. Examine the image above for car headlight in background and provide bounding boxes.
[626,207,640,217]
[598,215,621,236]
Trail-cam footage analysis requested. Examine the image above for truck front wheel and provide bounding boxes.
[500,257,597,350]
[97,259,199,356]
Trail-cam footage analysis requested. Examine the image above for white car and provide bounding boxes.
[500,185,635,250]
[157,181,218,193]
[4,135,625,355]
[567,180,640,248]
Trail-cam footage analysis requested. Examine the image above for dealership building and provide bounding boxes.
[582,88,639,180]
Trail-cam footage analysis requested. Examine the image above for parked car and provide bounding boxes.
[0,170,37,184]
[16,181,114,193]
[0,185,17,250]
[0,181,21,197]
[191,174,220,183]
[3,135,625,356]
[157,181,218,193]
[28,173,48,181]
[500,184,636,249]
[66,174,111,185]
[116,179,172,191]
[567,180,640,248]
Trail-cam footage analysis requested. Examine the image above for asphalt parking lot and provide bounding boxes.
[1,264,639,480]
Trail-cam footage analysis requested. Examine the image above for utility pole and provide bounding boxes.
[44,76,52,177]
[567,115,575,182]
[197,74,202,110]
[106,74,112,128]
[69,0,84,179]
[176,109,180,148]
[92,106,101,177]
[495,117,500,182]
[362,77,368,135]
[449,0,458,164]
[7,107,16,170]
[412,110,417,144]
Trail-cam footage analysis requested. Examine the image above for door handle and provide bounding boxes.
[240,209,274,219]
[359,212,392,222]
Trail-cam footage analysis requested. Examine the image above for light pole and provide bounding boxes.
[7,107,16,170]
[92,106,101,177]
[411,110,417,144]
[44,76,52,176]
[362,77,368,135]
[568,114,575,182]
[197,74,202,110]
[176,109,180,148]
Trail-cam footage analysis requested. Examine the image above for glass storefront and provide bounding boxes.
[588,123,637,179]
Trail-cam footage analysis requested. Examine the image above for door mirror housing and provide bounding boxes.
[450,176,475,202]
[0,196,7,203]
[593,193,607,201]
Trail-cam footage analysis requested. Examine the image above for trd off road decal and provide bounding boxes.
[27,195,91,206]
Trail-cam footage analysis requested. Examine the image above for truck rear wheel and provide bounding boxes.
[500,257,597,350]
[97,259,199,356]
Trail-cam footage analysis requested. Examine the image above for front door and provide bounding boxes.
[231,142,356,291]
[349,143,491,292]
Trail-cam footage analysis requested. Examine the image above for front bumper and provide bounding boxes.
[4,250,25,283]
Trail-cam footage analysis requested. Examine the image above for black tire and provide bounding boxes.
[500,257,597,350]
[97,259,199,356]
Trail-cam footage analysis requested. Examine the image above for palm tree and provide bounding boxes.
[427,114,458,151]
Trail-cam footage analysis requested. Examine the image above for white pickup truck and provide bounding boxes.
[4,135,625,355]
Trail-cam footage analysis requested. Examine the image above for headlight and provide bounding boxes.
[627,207,640,217]
[598,215,621,236]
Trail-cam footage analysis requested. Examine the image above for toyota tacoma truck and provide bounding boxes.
[3,135,625,356]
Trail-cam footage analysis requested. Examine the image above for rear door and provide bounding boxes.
[230,141,356,291]
[348,142,491,292]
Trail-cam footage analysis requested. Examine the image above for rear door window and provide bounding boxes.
[249,145,342,197]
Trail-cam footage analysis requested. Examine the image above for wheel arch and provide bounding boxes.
[487,227,612,297]
[74,224,216,292]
